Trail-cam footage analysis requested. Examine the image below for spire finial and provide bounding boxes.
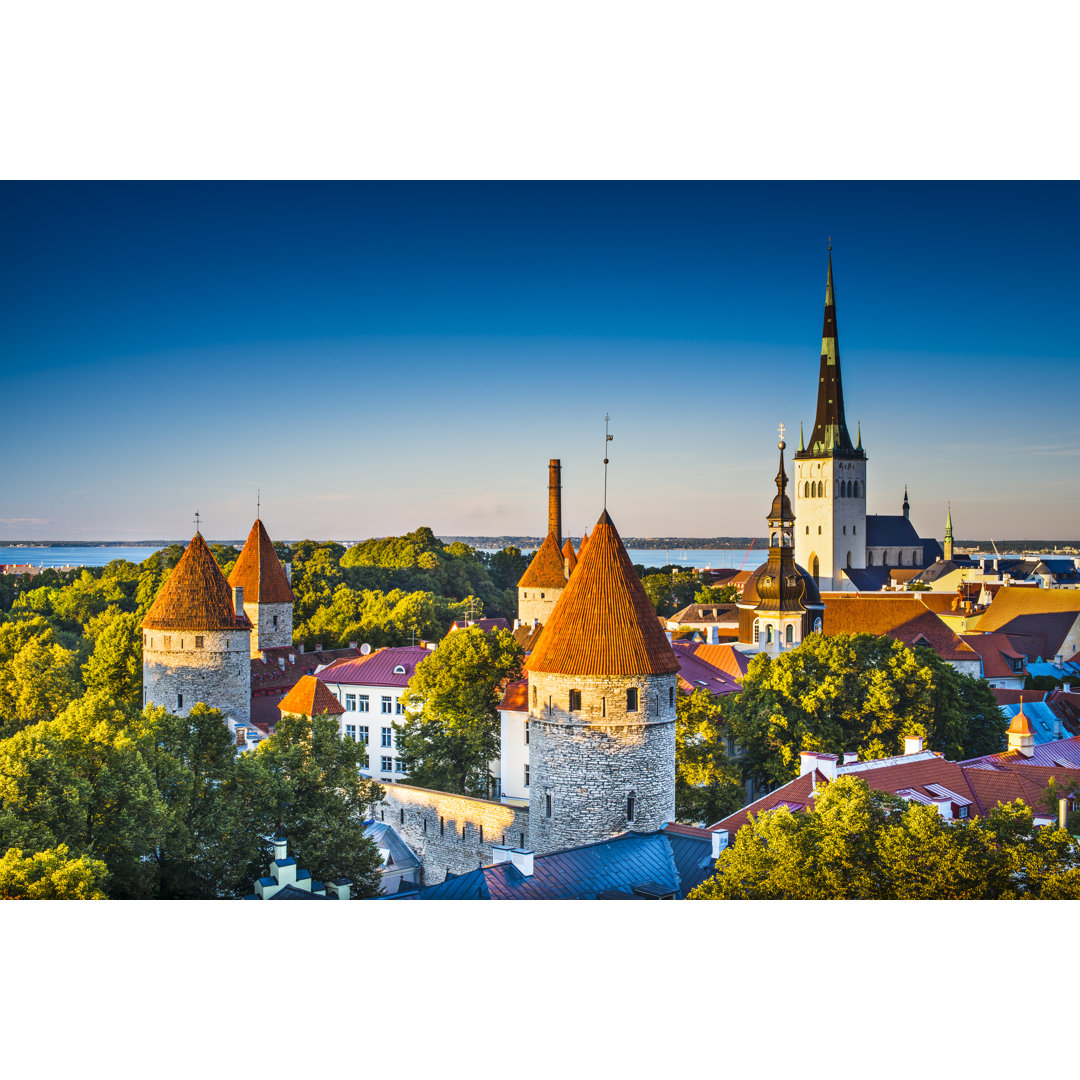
[602,413,613,510]
[798,420,805,452]
[777,420,786,450]
[828,236,832,252]
[194,510,201,535]
[856,420,862,449]
[257,489,261,520]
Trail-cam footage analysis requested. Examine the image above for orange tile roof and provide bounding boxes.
[974,586,1080,659]
[959,632,1027,679]
[498,678,528,712]
[278,675,345,717]
[518,530,569,588]
[228,518,294,604]
[561,538,578,575]
[821,594,976,661]
[577,530,589,559]
[683,642,751,680]
[142,532,249,632]
[525,510,679,677]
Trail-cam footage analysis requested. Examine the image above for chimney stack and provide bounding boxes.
[708,624,719,645]
[843,751,858,766]
[509,848,534,877]
[491,844,513,864]
[1061,797,1070,831]
[904,735,925,756]
[326,877,352,901]
[548,459,562,549]
[274,836,287,862]
[711,829,729,859]
[232,585,244,614]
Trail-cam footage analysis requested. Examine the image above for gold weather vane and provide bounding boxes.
[778,420,786,448]
[603,413,613,509]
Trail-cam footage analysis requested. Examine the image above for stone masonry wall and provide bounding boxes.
[527,670,676,853]
[244,600,292,655]
[517,586,563,627]
[377,784,531,887]
[143,627,251,722]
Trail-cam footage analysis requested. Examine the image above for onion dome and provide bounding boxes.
[278,675,345,718]
[518,531,568,589]
[526,510,679,677]
[142,532,250,631]
[228,518,295,603]
[562,538,578,575]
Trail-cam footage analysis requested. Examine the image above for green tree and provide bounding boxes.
[236,711,384,897]
[675,689,744,825]
[0,634,83,738]
[82,611,143,709]
[0,844,109,899]
[397,627,524,796]
[695,584,739,604]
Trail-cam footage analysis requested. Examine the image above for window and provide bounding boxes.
[547,696,552,716]
[358,725,369,743]
[381,696,392,713]
[626,687,638,712]
[345,694,356,711]
[813,617,822,633]
[532,684,537,707]
[601,697,606,718]
[545,793,552,818]
[273,615,279,628]
[568,689,581,711]
[520,832,526,848]
[479,825,483,843]
[440,816,445,836]
[164,636,171,650]
[400,808,405,824]
[395,699,405,715]
[176,693,183,709]
[958,805,969,818]
[785,625,794,644]
[805,525,809,534]
[842,525,846,534]
[818,525,822,535]
[753,620,760,644]
[358,694,370,712]
[669,686,674,708]
[395,759,405,773]
[726,735,735,755]
[766,625,774,644]
[381,756,393,772]
[345,724,357,740]
[393,664,406,675]
[524,720,529,745]
[195,636,204,648]
[381,727,392,747]
[853,525,856,535]
[462,824,468,840]
[627,792,635,822]
[524,764,530,787]
[868,551,875,566]
[804,481,810,498]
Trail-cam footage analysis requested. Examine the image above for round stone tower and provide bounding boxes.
[517,459,570,626]
[524,509,679,853]
[228,517,295,656]
[141,531,252,721]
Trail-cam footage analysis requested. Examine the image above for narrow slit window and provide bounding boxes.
[626,687,638,712]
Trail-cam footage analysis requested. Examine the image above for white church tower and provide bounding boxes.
[793,245,867,592]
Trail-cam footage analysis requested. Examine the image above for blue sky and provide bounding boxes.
[1,181,1077,542]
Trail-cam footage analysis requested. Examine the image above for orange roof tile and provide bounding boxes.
[142,532,249,632]
[821,594,976,661]
[1008,708,1035,736]
[499,679,528,712]
[525,510,679,677]
[278,675,345,717]
[578,530,589,559]
[518,531,568,589]
[228,518,294,604]
[562,538,578,575]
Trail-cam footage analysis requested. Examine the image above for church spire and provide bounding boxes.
[798,245,860,459]
[944,502,954,561]
[903,486,910,520]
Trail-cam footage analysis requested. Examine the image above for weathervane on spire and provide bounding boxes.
[778,420,786,449]
[603,413,613,509]
[257,489,261,520]
[828,236,832,251]
[194,510,201,535]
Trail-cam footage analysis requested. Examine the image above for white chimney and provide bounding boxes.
[1063,682,1072,693]
[325,878,352,901]
[1061,799,1069,831]
[816,754,838,782]
[274,836,287,862]
[708,625,719,645]
[349,640,358,650]
[843,751,859,765]
[1055,654,1064,669]
[711,829,729,859]
[1054,718,1064,740]
[490,844,513,864]
[799,752,818,776]
[514,619,522,630]
[932,796,953,820]
[232,585,244,613]
[904,735,925,755]
[509,848,534,877]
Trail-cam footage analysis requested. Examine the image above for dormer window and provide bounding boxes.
[393,664,406,675]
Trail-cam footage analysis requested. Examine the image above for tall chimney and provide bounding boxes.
[548,459,562,548]
[232,585,244,614]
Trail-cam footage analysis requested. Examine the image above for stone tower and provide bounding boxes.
[517,459,570,626]
[737,431,824,655]
[793,246,867,592]
[524,509,679,853]
[142,530,252,721]
[228,518,295,656]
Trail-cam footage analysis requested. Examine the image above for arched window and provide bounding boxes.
[805,525,809,535]
[818,525,822,535]
[867,551,875,566]
[771,533,778,546]
[810,555,819,584]
[753,619,760,644]
[816,481,823,498]
[847,551,852,568]
[853,481,859,498]
[813,616,822,633]
[898,550,905,566]
[766,625,774,644]
[668,685,674,708]
[804,481,810,498]
[568,689,581,711]
[785,625,794,644]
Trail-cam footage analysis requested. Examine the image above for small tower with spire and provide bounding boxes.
[944,503,954,562]
[738,428,824,655]
[793,244,868,592]
[517,459,571,627]
[903,486,910,521]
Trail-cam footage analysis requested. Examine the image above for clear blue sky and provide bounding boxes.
[1,181,1077,542]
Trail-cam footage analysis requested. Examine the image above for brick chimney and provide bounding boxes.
[548,458,562,549]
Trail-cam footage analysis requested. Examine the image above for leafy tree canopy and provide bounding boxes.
[675,689,745,826]
[0,844,109,899]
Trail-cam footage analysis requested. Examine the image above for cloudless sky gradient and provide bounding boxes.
[1,181,1077,543]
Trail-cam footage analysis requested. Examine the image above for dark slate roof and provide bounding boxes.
[399,866,490,900]
[865,515,925,549]
[267,883,329,900]
[841,565,894,591]
[662,824,717,896]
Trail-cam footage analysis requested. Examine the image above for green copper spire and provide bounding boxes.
[799,420,805,452]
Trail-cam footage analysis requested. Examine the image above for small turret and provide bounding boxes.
[944,503,954,562]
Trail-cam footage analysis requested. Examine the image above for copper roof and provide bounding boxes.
[518,531,569,588]
[228,518,295,604]
[577,530,589,559]
[525,510,679,677]
[278,675,345,717]
[562,538,578,575]
[1007,708,1035,736]
[142,532,249,632]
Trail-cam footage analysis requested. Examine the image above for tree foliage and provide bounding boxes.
[397,627,524,796]
[0,844,109,899]
[690,775,1080,900]
[675,689,744,825]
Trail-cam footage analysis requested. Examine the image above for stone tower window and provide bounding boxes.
[805,526,809,535]
[627,792,636,822]
[524,765,529,787]
[400,808,405,824]
[164,636,171,650]
[532,685,537,707]
[545,793,552,818]
[818,526,822,535]
[568,689,582,711]
[626,687,638,712]
[177,694,183,709]
[524,720,529,744]
[868,551,875,566]
[669,685,674,708]
[540,592,545,599]
[195,636,204,648]
[440,816,445,835]
[601,697,606,718]
[273,615,279,627]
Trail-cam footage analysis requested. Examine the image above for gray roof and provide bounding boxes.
[865,515,925,549]
[364,820,422,873]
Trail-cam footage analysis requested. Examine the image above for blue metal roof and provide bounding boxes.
[267,883,329,900]
[273,857,297,868]
[664,829,716,896]
[1000,701,1067,744]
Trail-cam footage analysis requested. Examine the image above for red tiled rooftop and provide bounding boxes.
[228,518,294,604]
[518,531,569,589]
[499,679,528,712]
[278,675,345,717]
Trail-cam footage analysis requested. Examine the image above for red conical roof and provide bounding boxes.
[526,510,679,677]
[142,533,248,631]
[278,675,345,718]
[228,519,294,604]
[562,538,578,575]
[518,531,568,588]
[578,530,589,559]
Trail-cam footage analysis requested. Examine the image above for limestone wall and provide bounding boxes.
[526,670,676,853]
[143,627,251,722]
[517,586,562,627]
[244,600,292,655]
[377,784,531,886]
